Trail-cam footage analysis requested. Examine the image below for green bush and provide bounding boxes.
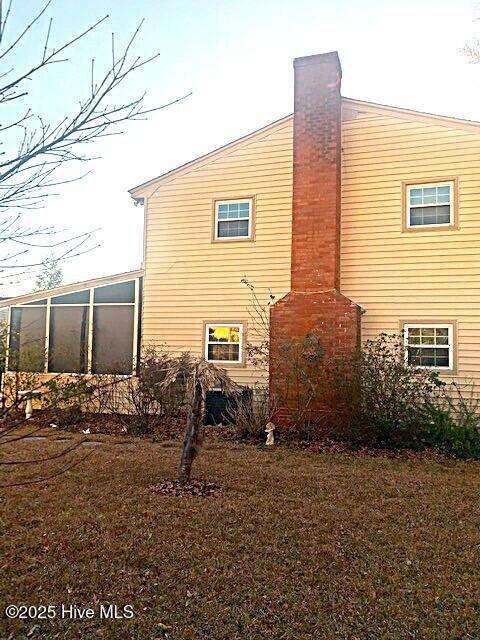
[348,335,480,458]
[269,332,480,458]
[41,377,99,426]
[424,382,480,459]
[353,333,441,448]
[242,278,480,457]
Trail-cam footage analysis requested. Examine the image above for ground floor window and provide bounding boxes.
[7,277,141,375]
[204,323,243,364]
[404,323,453,370]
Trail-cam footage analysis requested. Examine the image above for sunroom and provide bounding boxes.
[2,270,143,377]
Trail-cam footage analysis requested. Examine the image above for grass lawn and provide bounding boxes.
[1,431,479,639]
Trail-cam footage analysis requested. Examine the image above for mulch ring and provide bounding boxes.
[151,478,223,497]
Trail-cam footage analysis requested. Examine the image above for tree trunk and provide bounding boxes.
[179,378,203,485]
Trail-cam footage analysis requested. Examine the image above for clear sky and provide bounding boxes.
[6,0,480,294]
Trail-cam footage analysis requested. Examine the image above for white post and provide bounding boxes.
[25,397,33,419]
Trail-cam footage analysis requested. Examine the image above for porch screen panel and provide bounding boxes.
[93,280,135,304]
[92,305,134,374]
[49,306,89,373]
[9,307,46,372]
[51,290,90,305]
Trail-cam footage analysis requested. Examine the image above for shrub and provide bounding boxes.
[275,331,325,424]
[2,371,41,414]
[342,334,480,458]
[424,382,480,459]
[353,333,441,448]
[42,377,96,409]
[241,279,480,457]
[102,347,191,436]
[269,331,362,441]
[231,385,273,440]
[271,331,329,438]
[41,376,106,427]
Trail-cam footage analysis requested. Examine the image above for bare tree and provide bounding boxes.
[461,10,480,63]
[462,43,480,63]
[0,0,188,485]
[0,0,189,283]
[0,371,128,488]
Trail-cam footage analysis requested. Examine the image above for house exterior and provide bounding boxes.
[130,51,480,398]
[3,51,480,414]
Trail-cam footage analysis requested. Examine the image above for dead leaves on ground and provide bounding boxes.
[151,478,222,497]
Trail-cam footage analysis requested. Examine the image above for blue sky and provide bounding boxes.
[6,0,480,293]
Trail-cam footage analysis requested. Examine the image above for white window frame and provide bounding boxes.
[404,323,454,371]
[204,322,243,364]
[406,181,454,229]
[214,199,252,241]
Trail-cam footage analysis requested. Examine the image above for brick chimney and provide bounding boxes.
[269,51,361,423]
[291,52,342,291]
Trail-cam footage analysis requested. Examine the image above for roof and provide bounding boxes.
[343,97,480,132]
[129,97,480,198]
[128,114,293,198]
[1,268,144,307]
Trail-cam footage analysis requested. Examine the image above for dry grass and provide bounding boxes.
[1,430,479,639]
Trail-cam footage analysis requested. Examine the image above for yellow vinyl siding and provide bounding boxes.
[141,119,293,385]
[341,107,480,389]
[141,101,480,391]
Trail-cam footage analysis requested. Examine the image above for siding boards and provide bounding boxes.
[142,120,293,386]
[341,109,480,389]
[142,103,480,392]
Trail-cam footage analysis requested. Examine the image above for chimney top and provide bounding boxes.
[293,51,342,77]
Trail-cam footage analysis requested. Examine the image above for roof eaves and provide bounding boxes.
[343,97,480,131]
[128,113,293,198]
[1,268,144,307]
[129,96,480,200]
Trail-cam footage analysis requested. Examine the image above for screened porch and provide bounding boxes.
[4,271,143,377]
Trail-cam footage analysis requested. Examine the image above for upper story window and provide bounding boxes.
[214,199,253,241]
[406,181,455,229]
[205,323,243,364]
[404,323,454,371]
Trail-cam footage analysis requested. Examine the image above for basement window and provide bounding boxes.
[404,324,453,370]
[406,181,455,228]
[214,199,252,240]
[205,323,243,364]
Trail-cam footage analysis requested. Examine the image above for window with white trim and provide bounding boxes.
[205,323,243,363]
[214,199,252,240]
[404,324,453,370]
[406,182,454,228]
